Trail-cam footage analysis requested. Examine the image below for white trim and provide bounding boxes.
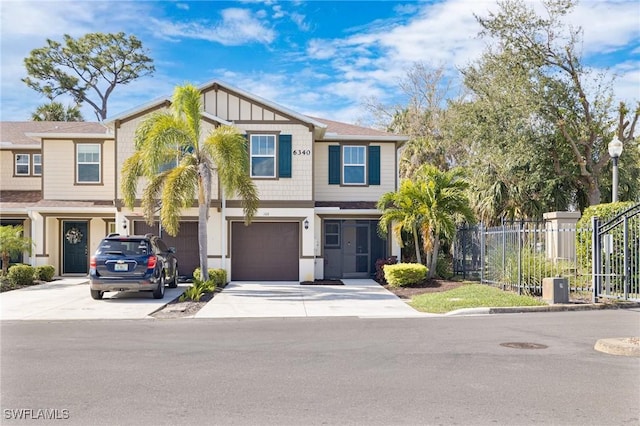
[201,111,233,126]
[321,134,409,142]
[25,132,112,139]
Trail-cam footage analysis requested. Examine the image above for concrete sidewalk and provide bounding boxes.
[195,279,429,318]
[0,278,186,320]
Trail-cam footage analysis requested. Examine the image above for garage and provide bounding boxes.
[231,222,299,281]
[133,221,199,278]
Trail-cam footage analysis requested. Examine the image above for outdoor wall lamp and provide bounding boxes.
[608,136,623,202]
[122,218,128,233]
[304,218,309,230]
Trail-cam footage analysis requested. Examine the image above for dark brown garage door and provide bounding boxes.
[134,221,199,278]
[231,222,299,281]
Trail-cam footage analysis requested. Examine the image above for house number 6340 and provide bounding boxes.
[293,149,311,155]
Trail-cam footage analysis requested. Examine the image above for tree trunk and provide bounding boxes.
[412,226,422,264]
[428,237,440,279]
[587,178,602,206]
[198,201,209,282]
[1,252,9,275]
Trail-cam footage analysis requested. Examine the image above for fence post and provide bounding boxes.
[592,216,600,303]
[517,220,523,295]
[480,223,485,284]
[624,216,629,300]
[501,218,506,285]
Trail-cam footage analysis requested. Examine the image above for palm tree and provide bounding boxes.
[414,165,475,277]
[31,101,84,121]
[377,178,431,265]
[378,165,474,278]
[121,84,258,281]
[0,225,33,275]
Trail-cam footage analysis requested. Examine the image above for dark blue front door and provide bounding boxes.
[63,221,88,274]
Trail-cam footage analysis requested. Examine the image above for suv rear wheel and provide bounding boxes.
[168,266,178,289]
[90,289,104,300]
[152,275,165,299]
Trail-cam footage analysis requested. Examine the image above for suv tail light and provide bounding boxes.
[90,256,96,268]
[147,255,157,269]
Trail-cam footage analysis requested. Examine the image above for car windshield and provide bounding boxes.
[98,239,150,255]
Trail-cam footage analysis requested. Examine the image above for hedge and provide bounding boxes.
[383,263,428,287]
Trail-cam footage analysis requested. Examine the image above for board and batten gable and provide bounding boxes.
[42,137,114,200]
[314,142,397,202]
[0,149,41,191]
[201,85,315,202]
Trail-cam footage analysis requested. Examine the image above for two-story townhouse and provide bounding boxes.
[0,80,407,280]
[0,121,115,274]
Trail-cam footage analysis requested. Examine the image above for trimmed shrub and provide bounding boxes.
[384,263,428,287]
[35,265,55,282]
[7,264,35,287]
[375,256,398,284]
[193,267,227,287]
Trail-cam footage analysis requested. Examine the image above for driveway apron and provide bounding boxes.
[0,278,186,320]
[195,279,426,318]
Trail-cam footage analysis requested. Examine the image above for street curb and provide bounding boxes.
[445,301,640,316]
[594,337,640,357]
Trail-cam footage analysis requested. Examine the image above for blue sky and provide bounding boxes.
[1,0,639,124]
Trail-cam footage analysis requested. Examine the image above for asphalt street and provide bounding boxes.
[1,309,639,426]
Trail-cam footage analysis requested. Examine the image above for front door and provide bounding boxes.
[63,221,88,274]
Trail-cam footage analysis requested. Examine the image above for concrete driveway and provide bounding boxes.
[0,278,186,320]
[195,279,428,318]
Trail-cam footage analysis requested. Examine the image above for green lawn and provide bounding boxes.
[409,283,547,314]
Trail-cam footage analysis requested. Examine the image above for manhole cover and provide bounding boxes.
[500,342,548,350]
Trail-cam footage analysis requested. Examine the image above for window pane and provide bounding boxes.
[16,154,29,175]
[78,164,100,182]
[77,144,100,183]
[33,154,42,175]
[344,166,365,184]
[251,157,274,177]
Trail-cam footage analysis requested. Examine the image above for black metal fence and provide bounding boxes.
[592,204,640,302]
[454,220,592,297]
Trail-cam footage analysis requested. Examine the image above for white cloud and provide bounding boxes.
[151,8,275,45]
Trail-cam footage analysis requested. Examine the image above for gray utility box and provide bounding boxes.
[542,277,569,304]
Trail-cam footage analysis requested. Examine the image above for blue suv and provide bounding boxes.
[89,234,178,300]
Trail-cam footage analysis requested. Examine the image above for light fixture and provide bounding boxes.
[304,218,309,230]
[122,218,128,234]
[608,136,624,202]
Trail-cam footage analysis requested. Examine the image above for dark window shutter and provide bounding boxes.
[368,145,380,185]
[328,145,341,185]
[278,134,292,178]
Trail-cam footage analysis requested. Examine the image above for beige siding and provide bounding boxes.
[314,142,396,202]
[42,139,114,200]
[0,150,41,191]
[236,123,313,201]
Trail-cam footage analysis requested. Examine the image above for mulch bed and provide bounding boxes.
[383,279,465,299]
[300,279,344,285]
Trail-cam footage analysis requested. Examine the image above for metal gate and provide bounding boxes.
[592,203,640,302]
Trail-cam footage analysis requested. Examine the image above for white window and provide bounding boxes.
[15,154,30,176]
[343,146,366,185]
[250,134,276,178]
[76,144,101,183]
[33,154,42,176]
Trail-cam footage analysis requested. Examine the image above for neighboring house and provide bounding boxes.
[0,80,407,280]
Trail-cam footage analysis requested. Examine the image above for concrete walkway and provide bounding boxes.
[0,278,187,320]
[195,279,428,318]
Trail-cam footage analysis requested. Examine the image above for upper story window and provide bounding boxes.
[33,154,42,176]
[342,146,366,185]
[76,143,101,183]
[250,134,276,178]
[15,154,30,176]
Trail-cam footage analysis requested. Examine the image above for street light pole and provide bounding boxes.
[608,137,624,203]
